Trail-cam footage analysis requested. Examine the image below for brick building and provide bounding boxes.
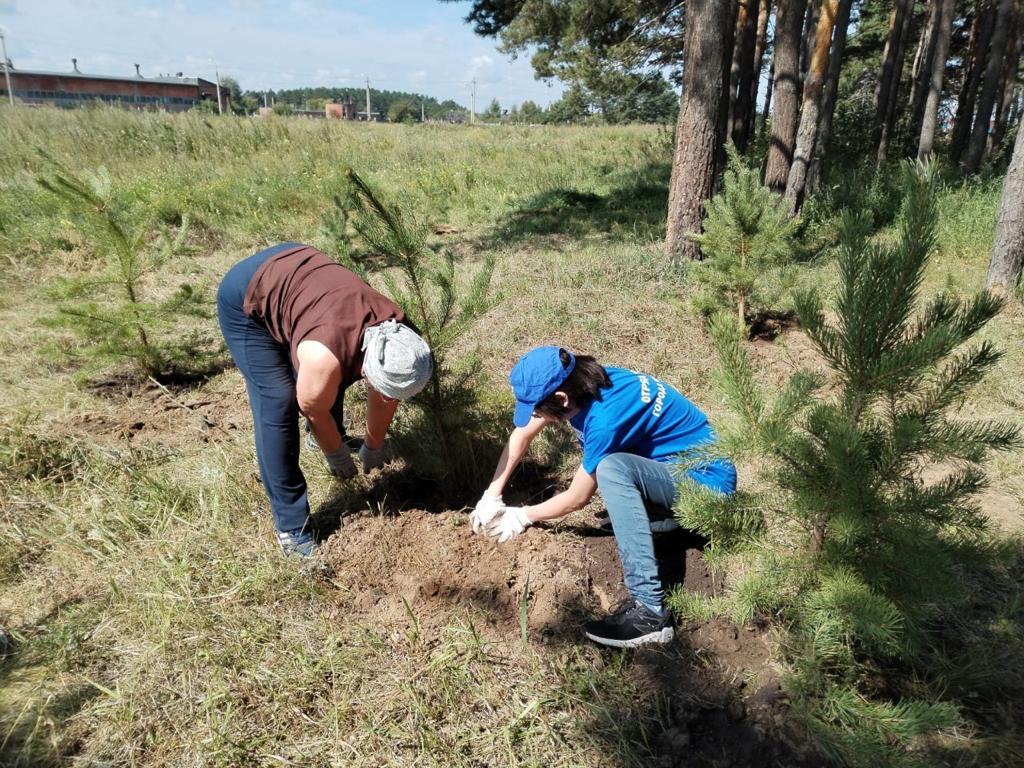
[0,63,224,111]
[325,99,358,119]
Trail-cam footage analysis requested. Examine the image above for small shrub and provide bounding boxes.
[680,162,1021,764]
[688,146,799,327]
[34,152,211,377]
[344,169,500,500]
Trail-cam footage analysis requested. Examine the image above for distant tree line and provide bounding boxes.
[213,76,678,125]
[216,82,469,121]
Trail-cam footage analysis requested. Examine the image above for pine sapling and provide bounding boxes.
[688,145,799,327]
[35,152,208,377]
[680,162,1021,763]
[344,169,498,497]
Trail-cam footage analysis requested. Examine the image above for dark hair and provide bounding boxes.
[534,349,611,420]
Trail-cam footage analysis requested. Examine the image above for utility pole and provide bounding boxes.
[215,68,223,115]
[365,76,371,121]
[470,78,476,124]
[421,100,425,122]
[264,91,268,109]
[0,27,14,107]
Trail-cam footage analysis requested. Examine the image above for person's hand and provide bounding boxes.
[358,441,389,473]
[485,506,532,544]
[471,493,504,534]
[324,444,357,479]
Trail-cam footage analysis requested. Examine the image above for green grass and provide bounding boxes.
[0,105,1021,766]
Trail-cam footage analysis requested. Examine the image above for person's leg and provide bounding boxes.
[217,256,311,539]
[581,453,679,647]
[595,452,680,614]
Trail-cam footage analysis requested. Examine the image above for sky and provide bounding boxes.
[0,0,565,107]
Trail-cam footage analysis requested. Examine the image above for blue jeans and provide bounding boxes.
[595,452,737,614]
[216,243,347,534]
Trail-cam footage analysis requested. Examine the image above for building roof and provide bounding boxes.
[3,67,215,87]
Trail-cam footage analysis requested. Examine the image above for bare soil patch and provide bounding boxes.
[319,510,816,767]
[69,369,248,449]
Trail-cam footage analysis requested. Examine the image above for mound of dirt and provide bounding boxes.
[320,511,598,639]
[319,510,816,767]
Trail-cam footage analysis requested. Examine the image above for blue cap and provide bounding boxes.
[510,346,576,427]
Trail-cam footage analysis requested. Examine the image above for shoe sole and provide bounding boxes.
[583,626,675,648]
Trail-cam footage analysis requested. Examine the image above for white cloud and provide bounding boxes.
[468,54,494,81]
[0,0,565,106]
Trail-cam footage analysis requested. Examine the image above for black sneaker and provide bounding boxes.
[582,600,675,648]
[276,527,317,559]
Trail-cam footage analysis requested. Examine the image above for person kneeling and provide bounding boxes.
[472,347,736,648]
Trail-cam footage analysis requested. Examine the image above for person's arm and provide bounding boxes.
[296,340,344,452]
[364,384,400,450]
[485,464,597,542]
[525,465,597,523]
[485,415,548,497]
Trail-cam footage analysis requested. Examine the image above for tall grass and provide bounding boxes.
[0,105,1019,767]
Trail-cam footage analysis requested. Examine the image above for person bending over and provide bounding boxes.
[217,242,432,559]
[472,347,736,648]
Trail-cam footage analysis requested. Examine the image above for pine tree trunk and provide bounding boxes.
[966,0,1017,173]
[908,0,941,150]
[666,0,733,263]
[801,0,822,83]
[917,0,956,160]
[953,4,997,163]
[786,0,840,213]
[761,58,776,137]
[986,121,1024,290]
[807,0,854,192]
[717,5,739,178]
[748,0,773,139]
[765,0,808,191]
[876,0,915,164]
[811,523,826,554]
[732,0,760,151]
[992,6,1022,150]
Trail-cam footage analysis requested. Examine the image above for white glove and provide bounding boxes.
[485,506,532,544]
[358,441,389,473]
[471,493,504,534]
[324,444,357,479]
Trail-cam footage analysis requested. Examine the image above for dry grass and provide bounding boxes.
[0,105,1021,766]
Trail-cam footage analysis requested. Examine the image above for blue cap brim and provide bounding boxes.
[513,399,535,428]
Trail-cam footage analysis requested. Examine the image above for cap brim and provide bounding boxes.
[512,399,535,428]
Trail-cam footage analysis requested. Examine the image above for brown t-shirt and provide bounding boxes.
[243,244,405,387]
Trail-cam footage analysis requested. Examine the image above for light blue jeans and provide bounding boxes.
[595,452,736,614]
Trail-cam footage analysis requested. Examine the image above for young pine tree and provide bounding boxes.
[35,154,208,377]
[344,169,498,499]
[688,146,799,327]
[677,163,1020,764]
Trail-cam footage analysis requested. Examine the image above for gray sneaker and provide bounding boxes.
[276,527,317,559]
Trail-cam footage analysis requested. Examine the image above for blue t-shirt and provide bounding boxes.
[569,367,736,494]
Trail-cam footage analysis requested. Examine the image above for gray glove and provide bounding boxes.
[324,444,357,479]
[358,441,390,473]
